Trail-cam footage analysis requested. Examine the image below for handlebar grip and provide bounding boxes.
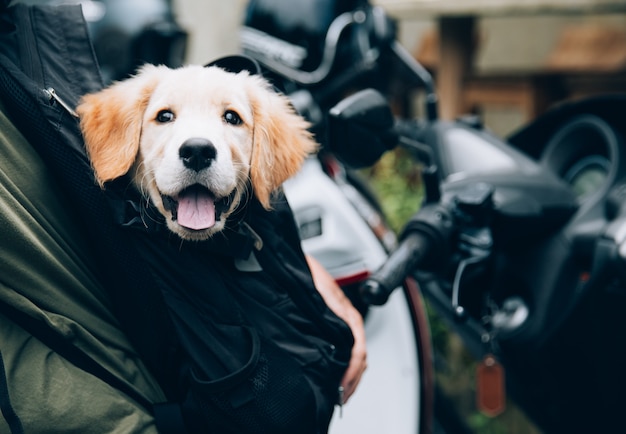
[361,231,431,305]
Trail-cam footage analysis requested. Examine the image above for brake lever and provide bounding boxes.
[451,234,491,320]
[448,183,494,320]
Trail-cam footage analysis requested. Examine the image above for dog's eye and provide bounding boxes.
[156,109,175,123]
[223,110,242,126]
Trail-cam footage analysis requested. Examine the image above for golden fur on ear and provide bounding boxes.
[76,64,163,187]
[247,76,318,209]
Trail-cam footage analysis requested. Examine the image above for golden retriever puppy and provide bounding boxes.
[77,64,317,241]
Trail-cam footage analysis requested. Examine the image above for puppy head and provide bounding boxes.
[77,64,317,241]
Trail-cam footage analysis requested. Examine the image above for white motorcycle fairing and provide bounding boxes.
[283,158,421,434]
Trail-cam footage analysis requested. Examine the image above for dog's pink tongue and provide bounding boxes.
[177,189,216,230]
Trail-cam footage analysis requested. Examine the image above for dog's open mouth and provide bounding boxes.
[161,185,230,231]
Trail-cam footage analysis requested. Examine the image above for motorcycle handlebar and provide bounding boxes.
[361,202,454,305]
[360,231,432,305]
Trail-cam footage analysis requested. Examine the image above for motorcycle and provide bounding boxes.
[241,0,437,433]
[242,1,626,432]
[326,44,626,434]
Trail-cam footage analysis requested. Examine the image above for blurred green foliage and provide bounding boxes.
[362,147,423,233]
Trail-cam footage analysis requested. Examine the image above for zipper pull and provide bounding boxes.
[337,385,345,417]
[43,87,79,118]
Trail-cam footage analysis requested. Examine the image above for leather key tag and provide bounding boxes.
[476,354,506,417]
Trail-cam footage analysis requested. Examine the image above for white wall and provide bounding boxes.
[174,0,247,65]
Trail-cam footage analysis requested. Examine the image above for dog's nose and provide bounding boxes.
[179,138,217,172]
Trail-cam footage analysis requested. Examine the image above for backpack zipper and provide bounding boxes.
[43,87,79,118]
[17,7,78,120]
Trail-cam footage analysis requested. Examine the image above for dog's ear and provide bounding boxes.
[76,64,163,187]
[248,77,318,209]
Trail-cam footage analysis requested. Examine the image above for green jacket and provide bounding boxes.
[0,97,164,433]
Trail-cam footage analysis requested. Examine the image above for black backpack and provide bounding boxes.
[0,3,353,433]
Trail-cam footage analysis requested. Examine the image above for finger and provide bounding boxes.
[341,344,367,402]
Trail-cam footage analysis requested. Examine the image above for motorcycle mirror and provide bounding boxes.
[327,88,396,168]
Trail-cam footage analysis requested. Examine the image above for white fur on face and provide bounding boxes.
[136,67,254,239]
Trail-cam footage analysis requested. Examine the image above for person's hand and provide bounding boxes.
[306,255,367,403]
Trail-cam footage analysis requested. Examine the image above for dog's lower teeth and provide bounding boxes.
[162,195,179,220]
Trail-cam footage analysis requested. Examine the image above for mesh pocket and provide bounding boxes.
[181,337,322,434]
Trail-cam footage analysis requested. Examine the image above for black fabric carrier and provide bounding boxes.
[0,3,353,434]
[126,193,353,434]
